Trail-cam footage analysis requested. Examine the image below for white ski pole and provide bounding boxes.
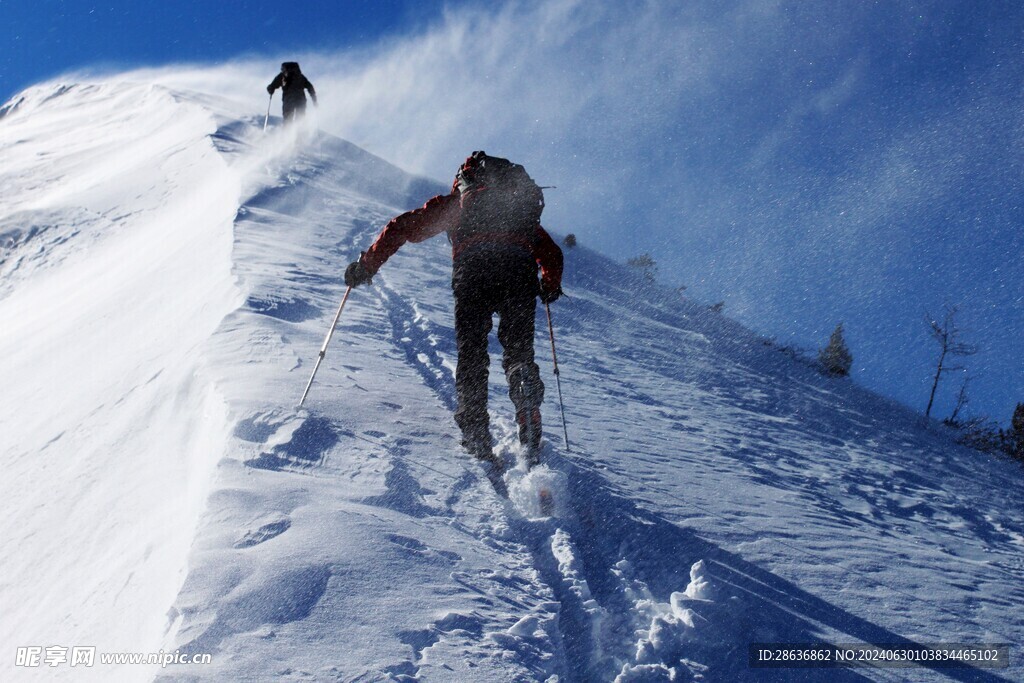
[263,93,273,132]
[299,286,352,408]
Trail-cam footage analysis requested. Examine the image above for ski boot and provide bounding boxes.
[516,407,542,468]
[508,363,544,468]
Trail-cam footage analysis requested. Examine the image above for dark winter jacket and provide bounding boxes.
[267,64,317,106]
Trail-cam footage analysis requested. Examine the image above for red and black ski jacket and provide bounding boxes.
[360,189,564,295]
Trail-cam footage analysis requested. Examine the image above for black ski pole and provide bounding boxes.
[299,286,352,408]
[263,93,273,132]
[545,302,570,451]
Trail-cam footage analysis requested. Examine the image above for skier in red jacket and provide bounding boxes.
[344,152,563,476]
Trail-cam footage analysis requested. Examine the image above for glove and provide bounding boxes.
[539,285,563,304]
[266,84,274,95]
[311,94,318,106]
[344,258,373,288]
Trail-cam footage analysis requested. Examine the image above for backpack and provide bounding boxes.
[280,62,301,89]
[451,151,544,253]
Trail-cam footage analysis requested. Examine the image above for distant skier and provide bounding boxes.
[266,62,317,124]
[344,151,563,476]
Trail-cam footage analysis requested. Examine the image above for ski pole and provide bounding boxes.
[545,302,570,451]
[298,286,352,407]
[263,93,273,132]
[313,101,322,160]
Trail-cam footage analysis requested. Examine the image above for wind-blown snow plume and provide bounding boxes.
[0,82,243,680]
[57,0,1024,420]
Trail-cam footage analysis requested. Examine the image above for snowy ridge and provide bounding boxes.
[0,82,242,681]
[2,81,1022,682]
[158,113,752,680]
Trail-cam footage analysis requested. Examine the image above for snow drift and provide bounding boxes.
[1,79,1021,682]
[1,82,240,679]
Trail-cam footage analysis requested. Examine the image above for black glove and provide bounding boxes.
[267,84,274,95]
[539,286,563,304]
[344,258,373,288]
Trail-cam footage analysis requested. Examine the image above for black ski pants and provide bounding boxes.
[282,97,307,123]
[451,249,544,445]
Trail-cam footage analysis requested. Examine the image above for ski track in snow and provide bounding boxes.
[371,269,730,680]
[2,80,1022,682]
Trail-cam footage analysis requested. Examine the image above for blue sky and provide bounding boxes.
[1,0,456,97]
[3,0,1022,427]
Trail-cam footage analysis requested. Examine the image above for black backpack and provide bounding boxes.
[280,62,301,89]
[451,151,544,250]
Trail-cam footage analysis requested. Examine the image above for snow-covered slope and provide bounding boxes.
[2,81,1021,683]
[0,83,241,678]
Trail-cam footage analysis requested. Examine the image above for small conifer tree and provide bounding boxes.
[818,323,853,376]
[564,233,577,249]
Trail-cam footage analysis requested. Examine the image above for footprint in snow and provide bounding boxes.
[234,517,292,548]
[238,411,339,471]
